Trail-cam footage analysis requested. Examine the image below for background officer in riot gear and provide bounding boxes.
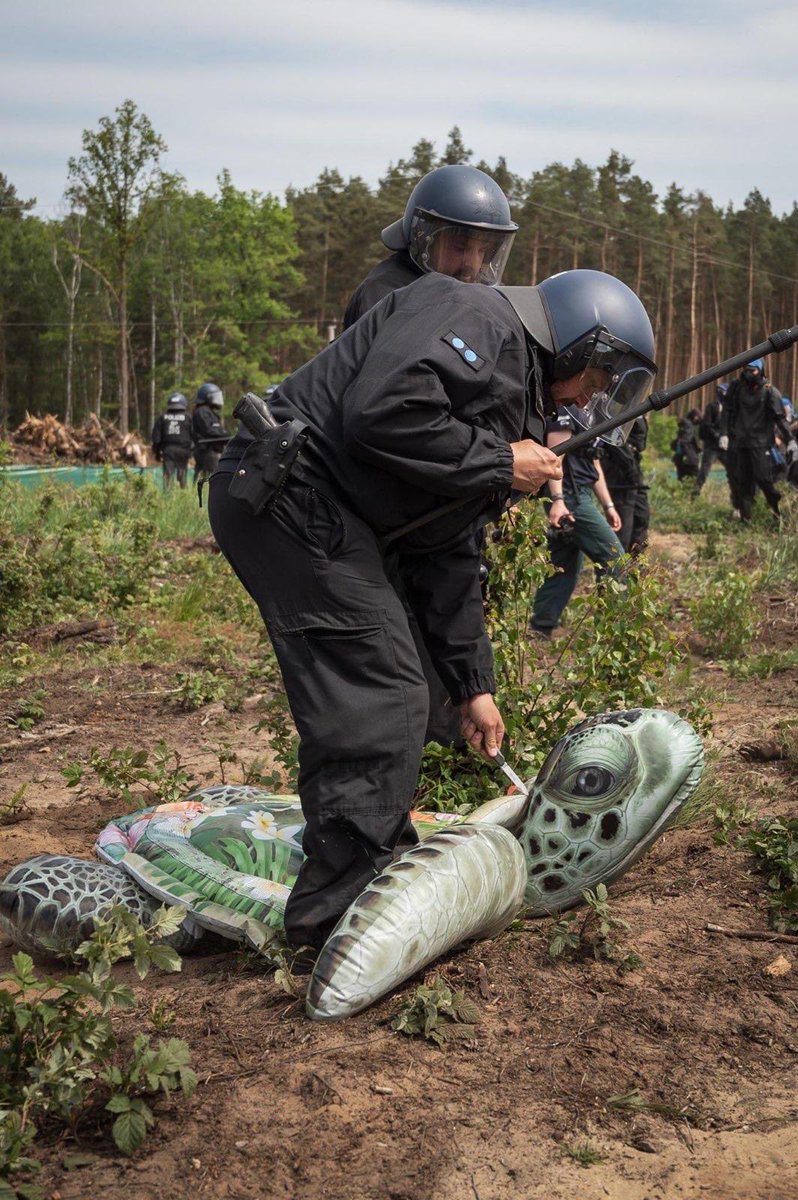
[694,382,727,495]
[344,163,519,746]
[151,392,192,489]
[597,415,649,556]
[208,267,656,964]
[719,359,798,522]
[192,382,229,482]
[343,164,518,330]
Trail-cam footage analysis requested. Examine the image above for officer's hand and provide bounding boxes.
[605,504,623,532]
[787,439,798,465]
[718,435,729,452]
[511,440,563,494]
[548,498,573,529]
[459,693,505,762]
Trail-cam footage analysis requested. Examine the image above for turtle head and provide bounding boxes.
[519,709,704,914]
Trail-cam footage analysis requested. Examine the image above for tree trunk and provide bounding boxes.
[118,257,129,434]
[0,319,7,433]
[746,236,754,345]
[149,292,157,434]
[530,224,539,285]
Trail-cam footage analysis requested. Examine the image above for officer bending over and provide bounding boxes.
[719,359,798,522]
[151,392,192,489]
[208,268,656,962]
[343,164,518,330]
[192,382,229,482]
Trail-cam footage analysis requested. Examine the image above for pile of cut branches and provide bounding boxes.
[12,412,147,466]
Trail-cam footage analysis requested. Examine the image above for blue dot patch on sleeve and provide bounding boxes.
[442,330,485,372]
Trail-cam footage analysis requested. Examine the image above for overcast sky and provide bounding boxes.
[4,0,798,219]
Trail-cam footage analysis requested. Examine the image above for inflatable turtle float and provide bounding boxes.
[0,709,703,1020]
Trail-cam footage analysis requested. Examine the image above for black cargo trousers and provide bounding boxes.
[208,473,429,953]
[726,441,781,521]
[162,447,190,489]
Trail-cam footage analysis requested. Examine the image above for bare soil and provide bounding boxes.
[1,531,797,1200]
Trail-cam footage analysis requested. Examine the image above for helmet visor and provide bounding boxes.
[408,213,516,285]
[572,337,656,445]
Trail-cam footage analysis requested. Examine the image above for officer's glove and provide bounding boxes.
[718,435,729,451]
[786,439,798,465]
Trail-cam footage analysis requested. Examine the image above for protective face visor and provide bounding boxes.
[209,393,224,410]
[567,334,656,445]
[408,211,516,286]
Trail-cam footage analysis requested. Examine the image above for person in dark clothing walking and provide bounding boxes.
[672,409,702,481]
[151,392,192,489]
[343,164,518,331]
[695,383,728,495]
[191,382,229,482]
[208,269,657,961]
[719,359,798,522]
[599,415,649,556]
[343,163,520,744]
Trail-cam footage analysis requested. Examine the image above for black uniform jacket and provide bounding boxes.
[191,405,228,451]
[721,380,791,447]
[342,251,422,331]
[151,409,192,454]
[223,273,536,704]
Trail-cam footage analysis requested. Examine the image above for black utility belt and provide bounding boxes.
[226,393,309,516]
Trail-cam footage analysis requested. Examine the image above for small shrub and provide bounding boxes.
[547,884,638,965]
[563,1140,605,1168]
[744,817,798,933]
[392,978,480,1046]
[0,905,195,1190]
[7,690,46,733]
[173,669,227,711]
[689,570,758,660]
[63,740,194,806]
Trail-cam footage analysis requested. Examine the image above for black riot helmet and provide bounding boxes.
[381,164,518,286]
[166,392,187,411]
[196,382,224,408]
[497,269,657,445]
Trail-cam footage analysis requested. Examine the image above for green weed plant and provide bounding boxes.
[0,906,196,1193]
[391,978,480,1047]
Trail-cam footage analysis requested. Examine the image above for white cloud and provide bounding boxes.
[2,0,798,213]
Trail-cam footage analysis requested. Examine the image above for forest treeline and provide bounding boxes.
[2,101,797,434]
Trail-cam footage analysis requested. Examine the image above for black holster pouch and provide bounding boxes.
[227,393,308,516]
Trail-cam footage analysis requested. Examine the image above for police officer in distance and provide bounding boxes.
[343,164,518,330]
[719,359,798,522]
[151,392,192,489]
[208,268,657,962]
[191,382,229,482]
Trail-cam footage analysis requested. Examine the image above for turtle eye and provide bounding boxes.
[572,766,615,797]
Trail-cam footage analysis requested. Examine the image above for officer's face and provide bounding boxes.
[429,229,490,283]
[550,367,612,408]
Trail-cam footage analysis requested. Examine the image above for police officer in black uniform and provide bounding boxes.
[208,268,657,961]
[344,164,519,745]
[191,382,229,482]
[719,359,798,522]
[343,164,518,330]
[151,392,192,488]
[694,383,727,495]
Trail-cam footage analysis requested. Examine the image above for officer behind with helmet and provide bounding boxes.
[343,164,518,330]
[344,164,519,746]
[694,383,728,495]
[598,415,650,556]
[192,382,229,482]
[719,359,798,522]
[151,392,192,489]
[208,268,657,963]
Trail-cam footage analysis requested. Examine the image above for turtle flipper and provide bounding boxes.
[306,825,526,1021]
[0,855,201,958]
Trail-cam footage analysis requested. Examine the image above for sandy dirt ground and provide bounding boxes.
[1,531,797,1200]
